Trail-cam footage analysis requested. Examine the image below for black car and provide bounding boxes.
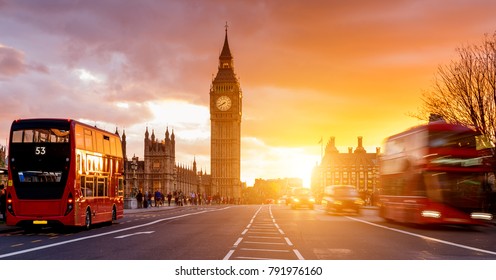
[322,185,364,214]
[289,188,315,209]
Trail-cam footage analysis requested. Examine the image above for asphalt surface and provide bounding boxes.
[0,204,181,233]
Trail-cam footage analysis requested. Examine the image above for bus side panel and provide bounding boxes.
[379,195,485,225]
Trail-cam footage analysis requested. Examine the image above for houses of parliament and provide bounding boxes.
[122,26,243,204]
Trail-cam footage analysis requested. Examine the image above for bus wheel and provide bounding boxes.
[85,209,92,230]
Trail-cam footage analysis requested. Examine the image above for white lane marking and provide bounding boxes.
[252,225,275,228]
[346,216,496,256]
[247,236,280,239]
[233,237,243,247]
[0,207,229,259]
[285,237,293,246]
[246,231,279,235]
[223,205,304,260]
[114,231,154,239]
[235,256,287,260]
[223,250,235,260]
[243,241,286,245]
[293,249,305,260]
[240,248,290,253]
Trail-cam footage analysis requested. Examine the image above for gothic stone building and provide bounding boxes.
[121,128,210,199]
[311,136,380,202]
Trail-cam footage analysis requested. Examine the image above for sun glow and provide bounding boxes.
[115,102,129,109]
[242,137,320,187]
[75,68,102,82]
[148,100,208,122]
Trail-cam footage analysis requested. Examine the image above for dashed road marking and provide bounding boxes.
[223,205,304,260]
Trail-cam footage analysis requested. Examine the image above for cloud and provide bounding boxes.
[0,45,26,77]
[1,0,496,185]
[0,44,48,78]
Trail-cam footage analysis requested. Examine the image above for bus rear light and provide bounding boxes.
[471,212,493,220]
[6,193,15,216]
[421,210,441,218]
[65,193,74,216]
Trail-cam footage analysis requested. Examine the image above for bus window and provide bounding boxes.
[424,172,444,202]
[96,132,104,153]
[118,178,124,197]
[103,137,111,154]
[84,129,93,151]
[23,130,34,142]
[12,131,23,143]
[75,125,85,149]
[110,138,116,156]
[82,176,94,197]
[96,177,106,197]
[51,128,69,142]
[13,129,70,143]
[17,171,62,183]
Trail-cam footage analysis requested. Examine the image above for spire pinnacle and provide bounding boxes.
[220,22,232,60]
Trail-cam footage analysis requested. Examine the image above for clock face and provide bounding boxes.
[216,95,232,111]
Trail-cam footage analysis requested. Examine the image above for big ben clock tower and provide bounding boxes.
[210,24,242,201]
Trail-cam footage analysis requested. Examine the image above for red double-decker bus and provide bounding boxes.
[378,121,494,225]
[5,118,124,229]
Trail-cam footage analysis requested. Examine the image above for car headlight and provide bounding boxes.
[354,199,364,205]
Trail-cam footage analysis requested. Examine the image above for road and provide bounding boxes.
[1,204,496,260]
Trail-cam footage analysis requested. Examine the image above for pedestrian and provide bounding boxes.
[167,192,172,206]
[191,192,196,205]
[147,191,152,208]
[154,190,161,207]
[178,191,184,206]
[136,190,143,209]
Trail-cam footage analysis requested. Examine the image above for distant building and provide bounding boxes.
[247,178,303,204]
[311,136,380,202]
[121,128,210,201]
[0,145,6,168]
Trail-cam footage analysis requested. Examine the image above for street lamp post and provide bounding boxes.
[124,156,138,209]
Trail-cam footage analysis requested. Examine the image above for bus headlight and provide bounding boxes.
[471,212,493,220]
[421,210,441,218]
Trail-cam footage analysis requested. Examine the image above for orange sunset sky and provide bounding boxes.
[1,0,496,186]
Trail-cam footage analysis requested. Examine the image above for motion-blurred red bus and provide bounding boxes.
[378,121,494,225]
[5,118,124,229]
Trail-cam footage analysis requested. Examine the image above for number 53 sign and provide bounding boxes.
[35,146,46,155]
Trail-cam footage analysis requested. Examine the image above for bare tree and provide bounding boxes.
[418,32,496,143]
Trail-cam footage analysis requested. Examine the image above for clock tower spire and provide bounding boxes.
[210,23,242,201]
